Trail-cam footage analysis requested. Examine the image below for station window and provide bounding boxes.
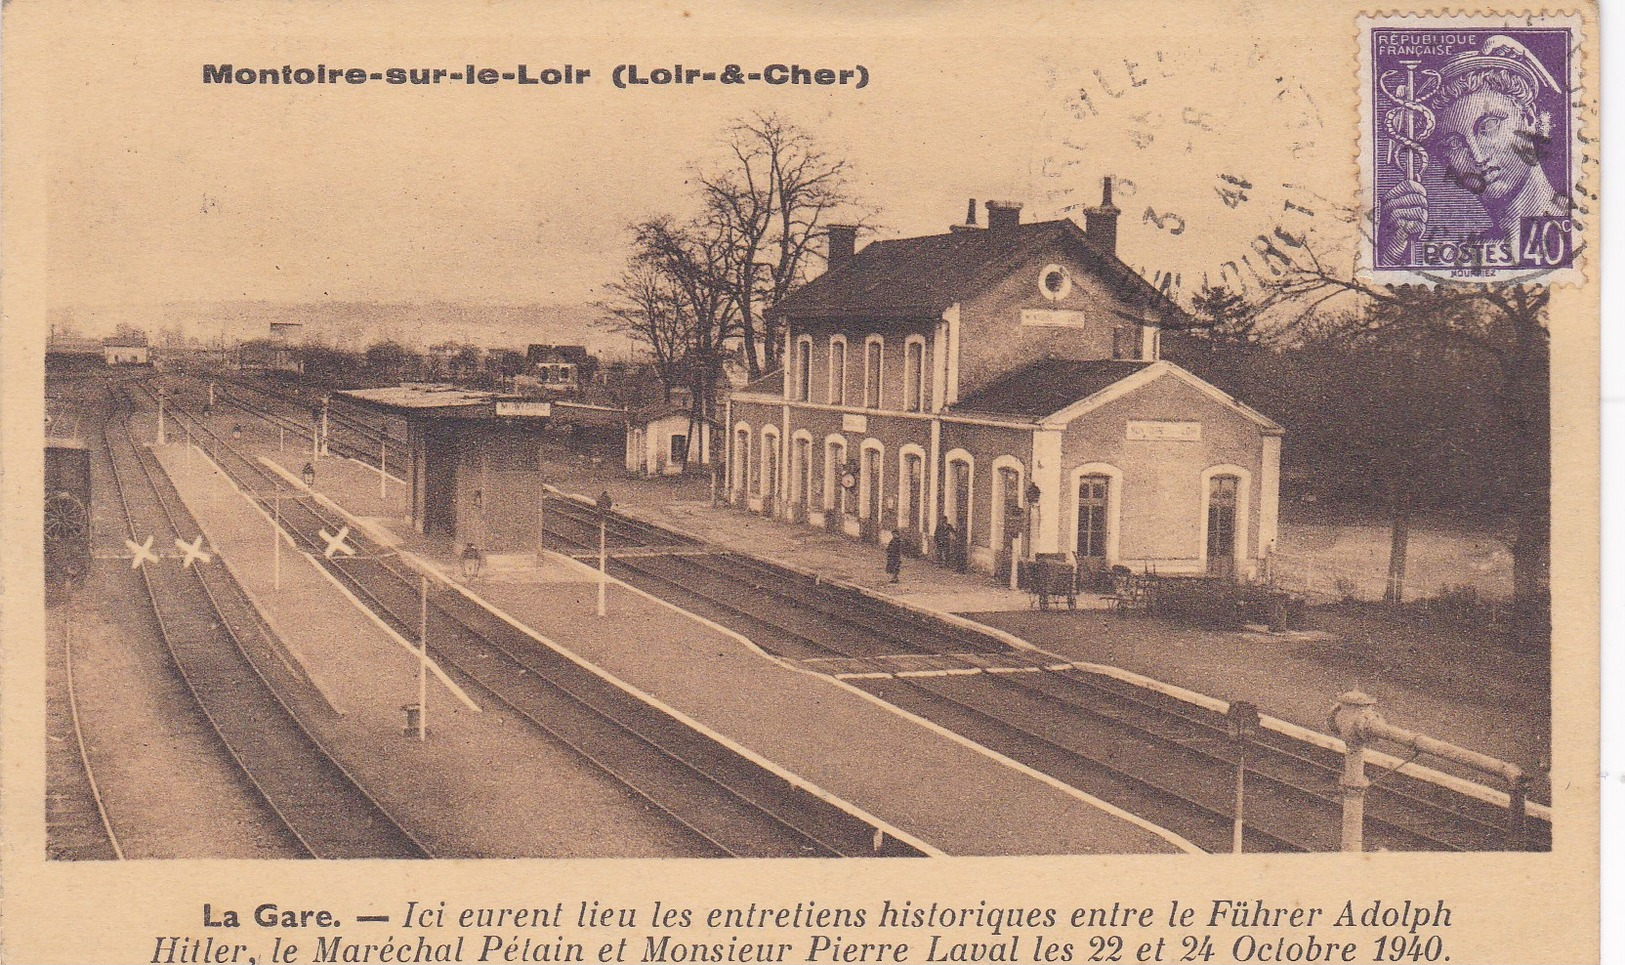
[795,337,812,401]
[828,338,847,405]
[904,339,924,412]
[1078,475,1110,559]
[865,336,883,409]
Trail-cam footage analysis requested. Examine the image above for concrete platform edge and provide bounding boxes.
[590,489,1549,820]
[159,445,347,719]
[545,549,1201,856]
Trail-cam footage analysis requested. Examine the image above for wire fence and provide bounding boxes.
[1267,540,1514,606]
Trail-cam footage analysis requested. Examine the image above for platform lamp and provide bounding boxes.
[1225,700,1261,854]
[595,490,613,617]
[460,543,485,581]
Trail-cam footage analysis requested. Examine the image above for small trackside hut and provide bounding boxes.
[340,386,626,553]
[725,180,1284,582]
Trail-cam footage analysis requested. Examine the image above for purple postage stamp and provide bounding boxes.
[1358,14,1584,284]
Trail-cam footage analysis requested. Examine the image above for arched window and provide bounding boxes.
[1069,463,1123,563]
[864,335,884,409]
[1206,475,1239,577]
[898,446,925,533]
[760,427,780,499]
[794,336,812,401]
[1199,465,1252,579]
[991,457,1025,561]
[904,336,926,412]
[1077,475,1110,559]
[828,336,847,405]
[733,424,752,494]
[943,449,974,545]
[792,432,813,508]
[824,434,849,515]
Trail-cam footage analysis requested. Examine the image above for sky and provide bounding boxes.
[36,0,1355,334]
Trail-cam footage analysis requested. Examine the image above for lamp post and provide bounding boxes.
[460,543,484,582]
[415,575,428,741]
[272,483,282,589]
[321,394,331,456]
[156,388,168,446]
[1225,699,1260,854]
[595,491,612,617]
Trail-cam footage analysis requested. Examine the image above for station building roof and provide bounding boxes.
[946,359,1155,419]
[767,219,1178,325]
[339,385,628,426]
[945,358,1282,432]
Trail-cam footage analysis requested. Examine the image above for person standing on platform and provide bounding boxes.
[934,516,954,566]
[885,530,904,583]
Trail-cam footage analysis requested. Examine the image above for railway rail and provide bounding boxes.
[537,495,1551,855]
[45,585,124,861]
[105,385,431,859]
[145,379,919,859]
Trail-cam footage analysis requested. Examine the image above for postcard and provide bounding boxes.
[1,1,1600,962]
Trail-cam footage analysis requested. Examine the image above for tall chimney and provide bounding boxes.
[985,200,1023,235]
[826,224,858,269]
[1084,176,1121,255]
[950,198,981,233]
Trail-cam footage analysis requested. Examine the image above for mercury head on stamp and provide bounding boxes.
[1369,23,1576,277]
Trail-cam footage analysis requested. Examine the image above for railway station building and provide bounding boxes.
[341,386,624,554]
[725,181,1284,581]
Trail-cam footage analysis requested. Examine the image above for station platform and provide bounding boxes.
[573,475,1551,793]
[255,449,1188,855]
[150,442,739,858]
[258,439,1548,833]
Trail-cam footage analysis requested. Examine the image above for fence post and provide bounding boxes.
[1330,690,1380,853]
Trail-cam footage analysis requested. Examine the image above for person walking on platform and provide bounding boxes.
[885,530,904,583]
[934,516,954,566]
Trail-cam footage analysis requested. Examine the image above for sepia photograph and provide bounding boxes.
[3,1,1601,962]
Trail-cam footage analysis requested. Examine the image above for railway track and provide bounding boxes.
[104,386,431,859]
[146,380,919,859]
[45,588,123,861]
[45,383,124,861]
[538,496,1550,854]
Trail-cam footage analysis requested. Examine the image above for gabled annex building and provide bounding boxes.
[725,180,1284,580]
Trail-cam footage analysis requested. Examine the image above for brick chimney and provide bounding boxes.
[826,224,858,269]
[950,198,981,233]
[1084,177,1120,255]
[985,200,1022,235]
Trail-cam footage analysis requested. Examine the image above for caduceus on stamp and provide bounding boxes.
[1358,12,1585,284]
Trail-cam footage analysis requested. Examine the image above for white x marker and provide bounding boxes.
[320,525,356,559]
[125,535,158,570]
[175,535,213,569]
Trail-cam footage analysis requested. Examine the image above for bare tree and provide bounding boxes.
[699,113,869,378]
[601,260,691,403]
[1255,224,1551,613]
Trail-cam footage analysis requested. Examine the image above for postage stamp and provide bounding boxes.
[1358,13,1585,284]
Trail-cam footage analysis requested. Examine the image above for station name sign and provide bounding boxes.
[1126,420,1201,441]
[495,400,552,418]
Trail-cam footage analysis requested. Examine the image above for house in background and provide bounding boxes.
[102,332,150,365]
[726,179,1283,581]
[626,406,713,476]
[525,344,598,395]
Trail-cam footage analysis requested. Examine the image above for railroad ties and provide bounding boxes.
[103,385,430,859]
[538,492,1551,856]
[144,377,921,859]
[168,372,1551,858]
